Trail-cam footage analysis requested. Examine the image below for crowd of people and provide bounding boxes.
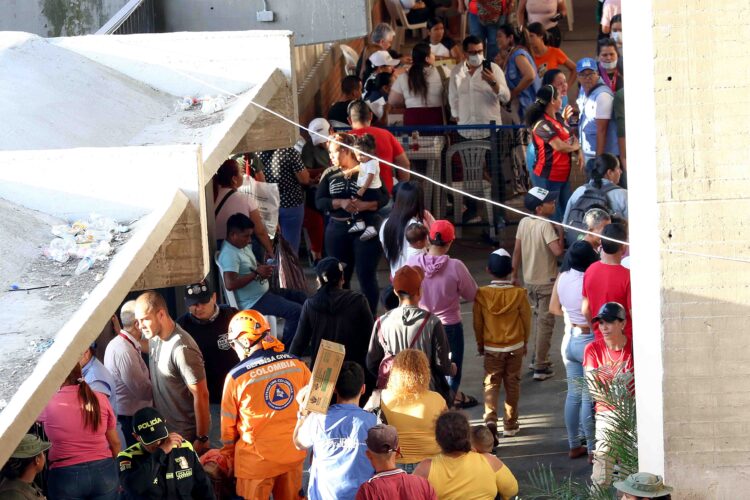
[1,1,678,499]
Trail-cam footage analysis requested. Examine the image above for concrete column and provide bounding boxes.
[629,1,750,498]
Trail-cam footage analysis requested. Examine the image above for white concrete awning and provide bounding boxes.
[0,29,300,465]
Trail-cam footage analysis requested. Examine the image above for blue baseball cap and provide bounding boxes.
[576,57,598,73]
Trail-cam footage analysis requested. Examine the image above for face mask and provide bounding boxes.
[600,60,618,70]
[467,53,484,67]
[611,31,622,44]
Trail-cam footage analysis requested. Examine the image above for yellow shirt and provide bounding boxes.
[427,452,519,500]
[381,390,446,464]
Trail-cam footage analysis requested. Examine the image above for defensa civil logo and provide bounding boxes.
[264,378,294,410]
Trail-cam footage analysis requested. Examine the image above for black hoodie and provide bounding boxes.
[289,286,374,370]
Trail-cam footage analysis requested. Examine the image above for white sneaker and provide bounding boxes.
[503,427,521,437]
[360,226,378,241]
[348,220,366,233]
[533,367,555,381]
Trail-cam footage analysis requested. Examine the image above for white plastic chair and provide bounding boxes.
[384,0,428,51]
[444,140,495,240]
[215,251,278,338]
[339,44,359,76]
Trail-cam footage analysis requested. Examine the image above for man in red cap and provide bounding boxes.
[220,310,311,500]
[407,220,478,409]
[366,265,455,405]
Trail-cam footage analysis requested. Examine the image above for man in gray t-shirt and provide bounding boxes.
[135,291,210,455]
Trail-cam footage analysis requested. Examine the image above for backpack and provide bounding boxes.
[564,183,621,247]
[376,312,431,389]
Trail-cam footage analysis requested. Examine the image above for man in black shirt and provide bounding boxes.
[327,75,363,127]
[177,281,238,448]
[117,407,215,499]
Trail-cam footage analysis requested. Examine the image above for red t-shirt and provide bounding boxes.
[532,113,572,182]
[356,469,437,500]
[350,126,405,193]
[582,262,632,341]
[583,338,634,413]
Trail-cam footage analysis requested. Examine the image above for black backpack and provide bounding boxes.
[564,183,621,246]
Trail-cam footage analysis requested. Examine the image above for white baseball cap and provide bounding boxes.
[308,118,331,146]
[369,50,400,67]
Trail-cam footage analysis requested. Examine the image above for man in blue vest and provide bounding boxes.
[576,58,619,165]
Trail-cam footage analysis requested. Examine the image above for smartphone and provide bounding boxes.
[266,258,277,266]
[482,59,492,71]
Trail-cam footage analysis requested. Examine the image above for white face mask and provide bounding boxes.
[611,31,622,44]
[467,53,484,68]
[600,60,618,70]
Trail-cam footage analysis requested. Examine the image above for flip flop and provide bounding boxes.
[453,392,478,409]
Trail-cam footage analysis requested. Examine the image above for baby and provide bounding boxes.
[471,424,496,453]
[405,222,429,252]
[347,134,382,241]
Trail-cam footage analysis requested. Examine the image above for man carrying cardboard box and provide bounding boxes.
[220,310,311,500]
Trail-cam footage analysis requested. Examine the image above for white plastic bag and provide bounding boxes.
[239,175,280,238]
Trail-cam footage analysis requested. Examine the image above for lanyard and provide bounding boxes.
[119,332,139,352]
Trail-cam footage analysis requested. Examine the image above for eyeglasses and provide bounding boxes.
[578,71,598,79]
[186,283,208,296]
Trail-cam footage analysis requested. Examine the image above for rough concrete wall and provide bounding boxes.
[653,1,750,497]
[0,0,128,36]
[157,0,369,45]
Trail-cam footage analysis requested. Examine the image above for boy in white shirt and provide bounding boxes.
[348,134,382,240]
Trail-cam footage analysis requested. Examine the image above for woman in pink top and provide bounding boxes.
[407,220,478,408]
[38,363,120,499]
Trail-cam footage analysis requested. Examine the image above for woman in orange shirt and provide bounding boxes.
[526,22,576,82]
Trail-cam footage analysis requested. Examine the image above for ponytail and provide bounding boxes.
[524,101,547,127]
[589,153,619,189]
[65,363,101,432]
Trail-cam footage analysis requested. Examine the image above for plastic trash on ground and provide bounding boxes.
[43,214,126,273]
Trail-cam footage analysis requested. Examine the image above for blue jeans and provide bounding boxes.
[534,176,571,223]
[561,327,595,450]
[279,203,305,255]
[467,14,506,62]
[253,289,306,347]
[444,322,464,393]
[48,457,118,500]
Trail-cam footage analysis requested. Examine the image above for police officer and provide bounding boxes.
[117,407,215,499]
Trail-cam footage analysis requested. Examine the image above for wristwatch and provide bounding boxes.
[196,435,209,443]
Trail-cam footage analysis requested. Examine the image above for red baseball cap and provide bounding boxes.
[429,220,455,244]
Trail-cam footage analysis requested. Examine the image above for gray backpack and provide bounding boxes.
[565,183,620,246]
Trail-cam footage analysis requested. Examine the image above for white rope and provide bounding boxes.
[165,68,750,264]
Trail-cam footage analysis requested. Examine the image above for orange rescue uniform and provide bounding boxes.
[220,349,311,499]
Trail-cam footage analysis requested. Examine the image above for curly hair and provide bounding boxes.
[386,349,431,404]
[435,410,472,453]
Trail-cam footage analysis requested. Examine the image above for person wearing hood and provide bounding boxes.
[366,265,454,406]
[473,249,531,445]
[289,257,374,384]
[406,220,478,409]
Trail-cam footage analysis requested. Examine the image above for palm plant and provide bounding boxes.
[520,370,637,500]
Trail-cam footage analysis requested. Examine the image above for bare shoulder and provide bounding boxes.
[482,453,504,472]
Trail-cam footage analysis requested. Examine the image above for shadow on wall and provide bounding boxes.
[41,0,112,36]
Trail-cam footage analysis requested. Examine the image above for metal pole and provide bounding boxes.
[488,121,502,240]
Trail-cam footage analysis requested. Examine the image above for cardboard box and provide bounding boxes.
[303,340,346,414]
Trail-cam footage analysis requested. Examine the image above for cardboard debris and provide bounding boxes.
[303,340,345,415]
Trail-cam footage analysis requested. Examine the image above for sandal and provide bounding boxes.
[453,392,478,409]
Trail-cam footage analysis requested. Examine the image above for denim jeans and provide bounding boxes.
[279,203,305,255]
[48,457,118,500]
[325,218,382,314]
[533,176,571,223]
[252,289,306,347]
[444,322,464,393]
[467,14,506,62]
[561,326,595,450]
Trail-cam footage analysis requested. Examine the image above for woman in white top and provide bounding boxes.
[424,17,462,61]
[213,158,274,255]
[549,240,600,460]
[388,42,445,125]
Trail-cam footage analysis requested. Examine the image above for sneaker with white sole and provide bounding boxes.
[533,367,554,381]
[503,427,520,437]
[360,226,378,241]
[348,220,365,233]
